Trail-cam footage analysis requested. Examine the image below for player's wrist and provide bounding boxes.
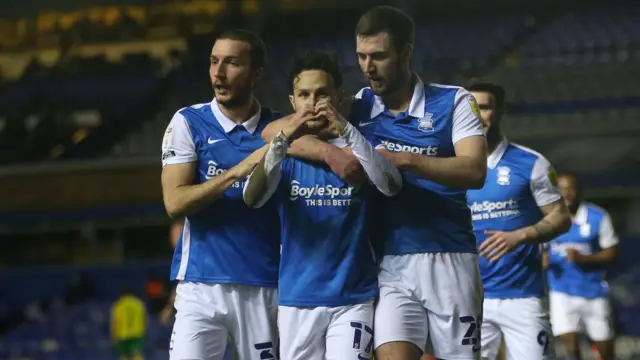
[514,229,530,245]
[394,151,414,170]
[225,166,246,181]
[574,253,589,264]
[337,118,350,137]
[279,126,296,142]
[269,131,290,159]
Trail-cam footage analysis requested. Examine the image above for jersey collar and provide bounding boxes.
[574,203,588,224]
[210,98,261,134]
[370,75,425,119]
[487,138,509,169]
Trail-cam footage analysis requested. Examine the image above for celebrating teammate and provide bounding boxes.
[353,8,488,360]
[545,173,618,360]
[244,51,402,360]
[260,6,488,359]
[160,29,280,360]
[466,82,571,360]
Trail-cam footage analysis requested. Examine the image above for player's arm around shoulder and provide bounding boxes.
[243,137,285,209]
[262,112,341,163]
[334,117,402,196]
[385,88,487,189]
[244,106,321,208]
[263,101,366,185]
[161,110,265,218]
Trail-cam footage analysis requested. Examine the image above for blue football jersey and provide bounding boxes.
[467,140,562,298]
[354,79,485,255]
[273,157,378,307]
[547,202,619,299]
[161,99,281,287]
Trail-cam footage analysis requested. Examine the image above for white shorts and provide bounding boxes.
[278,301,374,360]
[374,253,483,359]
[549,291,614,342]
[482,297,555,360]
[170,281,279,360]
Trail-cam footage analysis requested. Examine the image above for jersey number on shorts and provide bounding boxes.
[254,341,276,359]
[459,315,482,352]
[350,322,374,356]
[537,330,550,355]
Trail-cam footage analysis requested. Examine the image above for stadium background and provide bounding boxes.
[0,0,638,359]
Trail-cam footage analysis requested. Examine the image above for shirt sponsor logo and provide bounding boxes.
[205,160,243,188]
[469,199,520,220]
[289,180,356,207]
[379,140,438,156]
[550,242,592,256]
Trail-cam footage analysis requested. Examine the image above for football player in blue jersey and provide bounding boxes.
[353,8,490,360]
[244,51,402,360]
[544,173,618,360]
[466,82,572,360]
[260,6,489,360]
[160,29,281,360]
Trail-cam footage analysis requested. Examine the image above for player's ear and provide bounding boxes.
[253,67,264,82]
[498,103,506,120]
[288,95,296,112]
[401,44,413,65]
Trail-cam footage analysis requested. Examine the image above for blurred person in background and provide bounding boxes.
[160,29,281,360]
[244,51,401,359]
[145,274,167,314]
[111,287,147,360]
[544,174,618,360]
[466,82,571,360]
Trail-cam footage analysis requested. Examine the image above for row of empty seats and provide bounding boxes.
[0,301,170,360]
[519,7,640,56]
[485,57,640,103]
[265,13,531,72]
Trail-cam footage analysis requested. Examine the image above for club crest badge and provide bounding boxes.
[496,166,511,186]
[418,112,435,132]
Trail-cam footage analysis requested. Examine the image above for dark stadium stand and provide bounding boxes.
[0,301,170,360]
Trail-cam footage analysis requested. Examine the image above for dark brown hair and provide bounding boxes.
[216,29,267,69]
[467,82,506,110]
[355,6,414,53]
[287,52,343,95]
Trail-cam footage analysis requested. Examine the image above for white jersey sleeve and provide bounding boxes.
[598,211,619,249]
[341,122,402,197]
[452,88,485,144]
[162,111,197,167]
[243,138,286,209]
[529,155,562,207]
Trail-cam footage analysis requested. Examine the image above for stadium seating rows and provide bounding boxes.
[0,6,638,164]
[0,301,171,360]
[518,8,640,56]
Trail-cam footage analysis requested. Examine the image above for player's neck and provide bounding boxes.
[486,130,504,155]
[382,72,414,115]
[569,203,580,218]
[218,97,259,125]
